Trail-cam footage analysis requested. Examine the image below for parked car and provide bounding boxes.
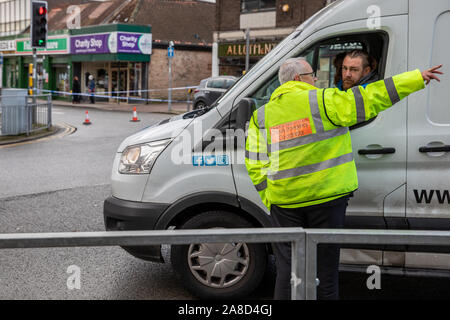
[193,76,237,109]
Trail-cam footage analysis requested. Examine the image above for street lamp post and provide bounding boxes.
[245,28,250,73]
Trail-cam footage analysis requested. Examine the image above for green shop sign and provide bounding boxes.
[16,37,69,55]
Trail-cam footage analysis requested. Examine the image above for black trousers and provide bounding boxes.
[270,195,349,300]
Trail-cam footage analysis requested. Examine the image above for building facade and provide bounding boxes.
[0,0,215,102]
[213,0,334,76]
[1,24,151,102]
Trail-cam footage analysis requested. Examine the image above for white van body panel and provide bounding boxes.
[297,0,408,40]
[407,0,450,218]
[117,116,193,153]
[142,108,236,203]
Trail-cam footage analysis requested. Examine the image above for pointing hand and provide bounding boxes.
[422,64,443,85]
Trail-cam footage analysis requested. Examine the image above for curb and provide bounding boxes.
[0,124,76,146]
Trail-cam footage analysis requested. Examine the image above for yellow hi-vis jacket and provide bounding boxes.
[245,70,425,210]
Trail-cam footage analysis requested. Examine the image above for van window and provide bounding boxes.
[301,48,315,67]
[247,73,280,109]
[427,11,450,125]
[316,42,363,88]
[246,32,387,118]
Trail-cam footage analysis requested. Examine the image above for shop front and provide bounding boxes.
[0,39,20,89]
[5,33,71,99]
[70,24,152,103]
[218,40,279,76]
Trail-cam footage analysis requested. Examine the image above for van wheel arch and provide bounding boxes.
[167,202,263,230]
[154,192,271,231]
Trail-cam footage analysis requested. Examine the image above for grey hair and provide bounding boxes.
[278,58,309,84]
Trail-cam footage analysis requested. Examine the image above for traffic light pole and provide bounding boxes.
[31,48,38,135]
[33,48,37,97]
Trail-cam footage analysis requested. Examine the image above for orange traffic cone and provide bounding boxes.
[130,107,140,122]
[83,110,91,125]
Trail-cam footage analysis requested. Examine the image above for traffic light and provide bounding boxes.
[31,1,48,48]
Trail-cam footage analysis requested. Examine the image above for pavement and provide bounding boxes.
[0,100,189,146]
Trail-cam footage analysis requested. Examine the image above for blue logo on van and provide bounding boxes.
[193,155,229,166]
[204,155,216,166]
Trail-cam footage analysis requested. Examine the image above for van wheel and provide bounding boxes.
[171,211,267,299]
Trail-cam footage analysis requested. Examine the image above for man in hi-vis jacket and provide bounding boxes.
[245,58,443,300]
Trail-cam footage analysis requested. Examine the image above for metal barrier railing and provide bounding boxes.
[304,229,450,300]
[2,227,450,300]
[0,94,52,136]
[0,227,307,300]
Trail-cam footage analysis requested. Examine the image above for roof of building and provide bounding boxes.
[46,0,214,46]
[47,0,129,31]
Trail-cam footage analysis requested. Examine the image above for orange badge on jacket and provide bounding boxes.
[270,118,312,143]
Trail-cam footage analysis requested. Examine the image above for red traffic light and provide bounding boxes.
[38,6,47,15]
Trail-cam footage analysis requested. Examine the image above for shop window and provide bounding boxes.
[54,66,70,97]
[5,63,19,88]
[96,68,108,93]
[241,0,276,13]
[129,63,142,97]
[85,73,91,87]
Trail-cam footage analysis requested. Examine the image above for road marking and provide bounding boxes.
[0,123,76,149]
[52,108,65,115]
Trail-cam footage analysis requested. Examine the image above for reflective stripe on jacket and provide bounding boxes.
[245,69,425,210]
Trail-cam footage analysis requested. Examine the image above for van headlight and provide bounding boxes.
[119,139,171,174]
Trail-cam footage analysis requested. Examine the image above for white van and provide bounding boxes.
[104,0,450,298]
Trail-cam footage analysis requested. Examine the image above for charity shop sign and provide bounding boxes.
[70,32,152,55]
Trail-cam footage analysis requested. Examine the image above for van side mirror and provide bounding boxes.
[232,98,256,131]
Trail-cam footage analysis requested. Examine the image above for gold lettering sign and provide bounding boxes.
[219,42,279,57]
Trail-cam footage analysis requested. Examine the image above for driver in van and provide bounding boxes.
[335,50,379,90]
[245,58,443,300]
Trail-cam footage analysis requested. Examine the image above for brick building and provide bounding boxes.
[213,0,334,76]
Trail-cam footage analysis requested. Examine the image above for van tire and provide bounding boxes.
[171,211,267,299]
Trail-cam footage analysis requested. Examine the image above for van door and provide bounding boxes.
[406,0,450,268]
